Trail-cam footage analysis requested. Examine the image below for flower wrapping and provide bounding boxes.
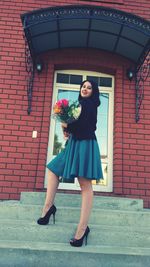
[52,99,81,123]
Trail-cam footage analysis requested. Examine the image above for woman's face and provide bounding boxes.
[80,81,93,98]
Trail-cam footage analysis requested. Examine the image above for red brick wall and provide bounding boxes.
[0,0,150,207]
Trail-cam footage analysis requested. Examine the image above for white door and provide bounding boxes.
[45,70,114,192]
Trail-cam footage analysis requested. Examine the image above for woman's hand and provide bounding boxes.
[61,123,70,139]
[61,122,68,128]
[63,131,70,139]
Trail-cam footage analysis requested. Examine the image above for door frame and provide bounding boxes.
[45,69,114,192]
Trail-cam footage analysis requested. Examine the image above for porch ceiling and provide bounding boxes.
[21,5,150,68]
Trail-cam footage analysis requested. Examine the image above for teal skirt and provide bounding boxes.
[46,135,103,182]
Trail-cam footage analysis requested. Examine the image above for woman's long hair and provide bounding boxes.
[78,80,100,107]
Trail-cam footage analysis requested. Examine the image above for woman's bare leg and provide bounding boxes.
[41,170,59,217]
[74,177,93,239]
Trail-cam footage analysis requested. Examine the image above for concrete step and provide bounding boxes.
[0,193,150,267]
[20,192,143,211]
[0,220,150,248]
[0,240,150,267]
[0,202,150,227]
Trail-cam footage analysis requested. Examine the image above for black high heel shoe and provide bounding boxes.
[70,226,90,247]
[37,205,57,225]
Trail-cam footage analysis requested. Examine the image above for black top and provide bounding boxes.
[66,98,98,140]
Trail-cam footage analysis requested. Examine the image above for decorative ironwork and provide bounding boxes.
[22,5,150,36]
[24,33,35,114]
[21,5,150,64]
[135,52,150,122]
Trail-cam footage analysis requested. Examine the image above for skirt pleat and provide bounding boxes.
[46,135,103,182]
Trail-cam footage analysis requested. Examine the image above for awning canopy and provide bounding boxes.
[21,5,150,67]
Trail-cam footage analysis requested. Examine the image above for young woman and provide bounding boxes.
[37,80,103,247]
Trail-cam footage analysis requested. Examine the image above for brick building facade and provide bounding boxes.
[0,0,150,207]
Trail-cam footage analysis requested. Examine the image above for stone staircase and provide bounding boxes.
[0,192,150,267]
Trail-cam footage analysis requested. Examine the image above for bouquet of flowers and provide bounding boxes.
[52,99,81,124]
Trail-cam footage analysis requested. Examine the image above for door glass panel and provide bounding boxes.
[57,73,82,84]
[97,93,108,156]
[57,73,69,83]
[100,77,112,87]
[87,76,112,87]
[87,75,99,84]
[53,89,79,155]
[95,93,109,185]
[70,74,82,85]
